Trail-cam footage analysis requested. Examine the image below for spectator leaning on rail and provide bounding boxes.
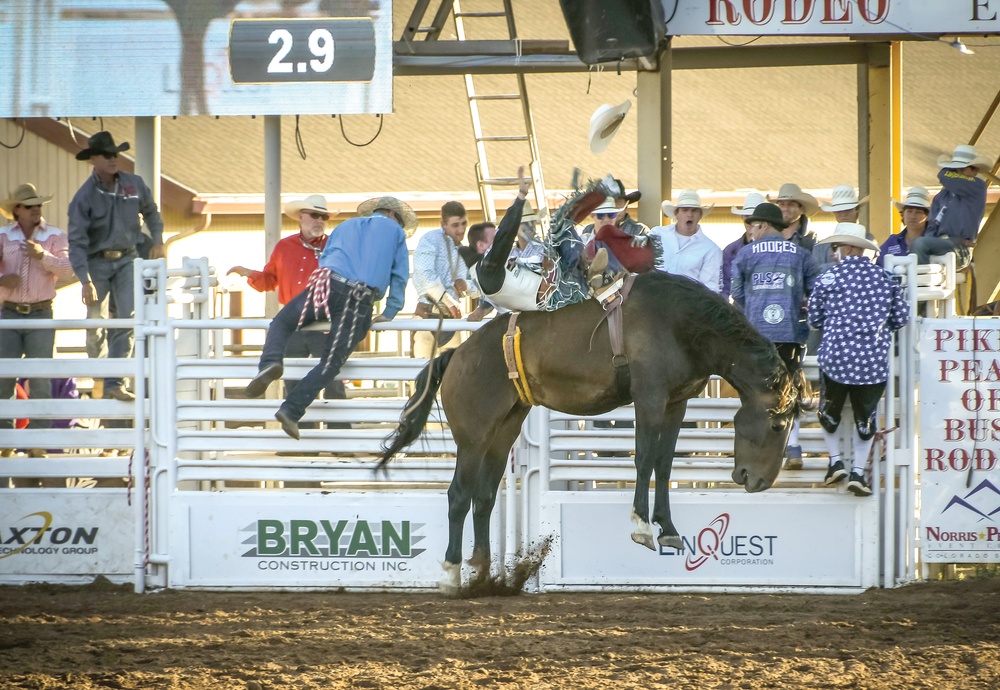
[650,190,723,293]
[910,144,990,270]
[722,190,767,300]
[808,223,909,497]
[878,187,931,268]
[67,131,164,403]
[731,202,820,470]
[0,184,75,458]
[227,195,348,427]
[243,196,414,441]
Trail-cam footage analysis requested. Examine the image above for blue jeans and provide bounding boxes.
[0,306,54,430]
[910,236,971,270]
[284,329,348,429]
[259,279,373,422]
[86,255,135,389]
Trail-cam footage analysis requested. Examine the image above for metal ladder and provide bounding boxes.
[403,0,548,223]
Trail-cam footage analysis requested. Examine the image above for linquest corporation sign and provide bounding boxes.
[0,0,393,118]
[664,0,1000,35]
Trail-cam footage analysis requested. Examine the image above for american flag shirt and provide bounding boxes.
[807,256,910,385]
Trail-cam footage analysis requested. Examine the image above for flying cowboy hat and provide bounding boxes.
[821,185,869,213]
[284,194,336,221]
[75,131,130,161]
[0,183,53,220]
[588,100,631,154]
[356,196,419,236]
[816,222,880,253]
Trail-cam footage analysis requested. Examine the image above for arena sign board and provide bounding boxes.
[542,491,879,588]
[0,0,392,118]
[0,492,134,582]
[919,319,1000,563]
[172,492,458,588]
[664,0,1000,36]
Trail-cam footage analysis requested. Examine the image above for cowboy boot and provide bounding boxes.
[586,247,609,289]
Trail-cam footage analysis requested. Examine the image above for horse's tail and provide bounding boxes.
[378,348,457,470]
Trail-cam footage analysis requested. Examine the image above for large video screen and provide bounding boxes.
[0,0,392,118]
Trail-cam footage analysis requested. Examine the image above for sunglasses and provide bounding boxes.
[307,212,330,221]
[101,152,119,160]
[19,204,41,210]
[594,212,617,220]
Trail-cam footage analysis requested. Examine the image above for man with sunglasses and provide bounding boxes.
[67,131,164,403]
[228,195,348,428]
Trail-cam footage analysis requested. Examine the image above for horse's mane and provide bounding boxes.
[643,273,799,415]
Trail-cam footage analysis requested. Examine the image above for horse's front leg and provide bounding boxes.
[630,446,656,550]
[642,401,688,550]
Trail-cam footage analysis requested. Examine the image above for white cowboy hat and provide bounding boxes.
[520,201,539,223]
[588,100,631,154]
[816,222,880,253]
[893,186,932,212]
[731,191,766,216]
[284,194,334,220]
[821,185,869,213]
[768,183,820,217]
[356,195,419,236]
[0,183,53,219]
[662,189,714,218]
[937,144,992,170]
[592,196,620,215]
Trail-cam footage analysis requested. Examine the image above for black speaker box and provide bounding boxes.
[559,0,666,65]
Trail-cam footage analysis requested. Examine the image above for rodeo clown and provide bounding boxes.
[472,168,629,313]
[807,223,909,497]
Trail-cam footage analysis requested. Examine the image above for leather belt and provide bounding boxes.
[329,272,376,298]
[89,248,135,261]
[3,299,53,314]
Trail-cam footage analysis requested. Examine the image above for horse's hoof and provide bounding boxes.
[630,531,656,550]
[438,561,460,594]
[658,533,683,549]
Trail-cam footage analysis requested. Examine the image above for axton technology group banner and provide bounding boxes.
[0,0,392,118]
[919,319,1000,563]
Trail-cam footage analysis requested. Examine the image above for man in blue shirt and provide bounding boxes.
[878,187,931,267]
[244,196,414,440]
[910,145,990,270]
[732,202,820,469]
[809,223,909,496]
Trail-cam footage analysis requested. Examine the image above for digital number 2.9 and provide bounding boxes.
[267,28,335,74]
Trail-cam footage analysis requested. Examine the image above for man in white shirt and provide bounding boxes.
[650,190,722,293]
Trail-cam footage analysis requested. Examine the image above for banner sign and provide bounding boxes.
[0,1,392,118]
[173,492,458,588]
[0,492,134,581]
[542,492,878,587]
[664,0,1000,36]
[919,319,1000,563]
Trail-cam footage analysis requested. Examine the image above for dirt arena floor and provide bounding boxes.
[1,577,998,689]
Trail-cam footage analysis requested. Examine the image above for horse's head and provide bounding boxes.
[731,363,804,492]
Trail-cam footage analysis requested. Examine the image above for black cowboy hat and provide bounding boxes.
[613,178,641,204]
[75,131,130,161]
[746,202,788,229]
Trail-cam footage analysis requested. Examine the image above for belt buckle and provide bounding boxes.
[106,250,124,260]
[15,304,31,315]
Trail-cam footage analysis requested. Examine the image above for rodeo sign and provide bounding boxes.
[919,319,1000,563]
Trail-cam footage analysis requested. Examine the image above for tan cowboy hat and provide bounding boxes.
[937,144,992,170]
[731,191,766,216]
[662,189,714,218]
[816,222,880,253]
[284,194,335,220]
[893,186,932,212]
[821,185,869,213]
[520,201,539,223]
[357,196,419,236]
[769,183,819,217]
[0,183,53,219]
[588,100,631,154]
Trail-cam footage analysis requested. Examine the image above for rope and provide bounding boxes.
[0,120,25,149]
[339,114,384,147]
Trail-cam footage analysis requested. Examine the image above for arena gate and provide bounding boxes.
[0,255,981,592]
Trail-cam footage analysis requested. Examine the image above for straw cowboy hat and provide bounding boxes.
[937,144,992,170]
[592,196,620,215]
[816,222,880,253]
[769,183,819,217]
[356,196,419,235]
[284,194,335,221]
[520,201,539,223]
[75,131,130,161]
[588,100,631,154]
[731,190,766,216]
[821,185,869,213]
[0,183,53,219]
[746,202,788,229]
[893,186,932,212]
[662,189,714,218]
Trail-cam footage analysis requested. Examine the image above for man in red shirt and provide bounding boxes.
[228,195,346,427]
